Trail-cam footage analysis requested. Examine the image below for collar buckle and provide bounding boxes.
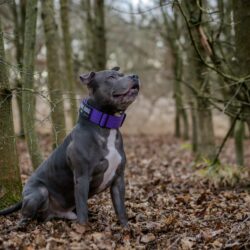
[80,104,92,119]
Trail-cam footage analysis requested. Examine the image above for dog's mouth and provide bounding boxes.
[113,83,140,98]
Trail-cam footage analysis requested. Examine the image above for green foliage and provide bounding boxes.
[194,159,248,188]
[0,183,22,210]
[180,142,192,150]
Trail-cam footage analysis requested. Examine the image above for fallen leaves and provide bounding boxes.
[0,135,250,249]
[140,233,156,243]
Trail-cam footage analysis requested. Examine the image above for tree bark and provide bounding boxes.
[0,19,22,209]
[190,100,198,153]
[232,0,250,166]
[187,0,216,160]
[234,120,244,166]
[159,4,189,139]
[82,0,106,71]
[172,50,189,140]
[232,0,250,78]
[41,0,66,146]
[11,0,26,137]
[94,0,106,71]
[22,0,43,169]
[60,0,77,124]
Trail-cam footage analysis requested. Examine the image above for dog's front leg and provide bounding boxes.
[110,173,128,226]
[74,173,89,224]
[68,143,90,225]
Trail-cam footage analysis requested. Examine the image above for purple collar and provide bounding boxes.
[79,99,126,129]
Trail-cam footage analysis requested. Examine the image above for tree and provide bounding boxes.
[22,0,43,169]
[159,4,189,140]
[82,0,106,71]
[232,0,250,166]
[10,0,26,136]
[185,0,216,160]
[41,0,66,146]
[0,18,22,209]
[60,0,78,124]
[94,0,106,70]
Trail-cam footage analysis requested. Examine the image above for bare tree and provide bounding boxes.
[81,0,106,71]
[232,0,250,166]
[60,0,78,124]
[22,0,43,169]
[0,18,22,209]
[94,0,106,70]
[184,0,216,160]
[10,0,26,136]
[41,0,66,146]
[159,4,189,140]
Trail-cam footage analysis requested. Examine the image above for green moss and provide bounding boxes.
[0,192,21,209]
[0,182,22,209]
[195,160,247,188]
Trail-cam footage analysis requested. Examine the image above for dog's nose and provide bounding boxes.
[131,75,139,81]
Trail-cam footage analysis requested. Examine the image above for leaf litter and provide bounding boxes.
[0,135,250,249]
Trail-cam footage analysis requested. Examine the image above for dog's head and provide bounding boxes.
[80,67,140,113]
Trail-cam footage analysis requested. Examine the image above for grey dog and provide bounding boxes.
[0,66,140,227]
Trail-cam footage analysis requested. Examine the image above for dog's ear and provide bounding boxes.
[79,72,95,85]
[111,66,120,71]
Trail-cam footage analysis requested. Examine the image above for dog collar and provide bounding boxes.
[79,99,126,129]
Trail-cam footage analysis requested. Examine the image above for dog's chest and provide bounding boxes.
[98,130,122,192]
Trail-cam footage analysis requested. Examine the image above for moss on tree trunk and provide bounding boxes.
[0,19,22,209]
[22,0,43,169]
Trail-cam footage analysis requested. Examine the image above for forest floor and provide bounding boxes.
[1,134,250,249]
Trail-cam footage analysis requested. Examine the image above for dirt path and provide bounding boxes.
[1,135,250,249]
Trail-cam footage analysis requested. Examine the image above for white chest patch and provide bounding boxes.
[98,130,122,192]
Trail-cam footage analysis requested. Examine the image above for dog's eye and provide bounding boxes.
[108,75,116,79]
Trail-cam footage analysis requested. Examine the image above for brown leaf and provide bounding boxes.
[140,233,156,243]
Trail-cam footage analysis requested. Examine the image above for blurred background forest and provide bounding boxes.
[1,0,250,209]
[1,0,250,248]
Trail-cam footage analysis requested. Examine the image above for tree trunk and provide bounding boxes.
[82,0,94,70]
[234,120,244,166]
[190,100,198,153]
[41,0,66,146]
[232,0,250,78]
[232,0,250,166]
[60,0,77,124]
[173,51,189,140]
[0,19,22,209]
[22,0,43,169]
[187,0,216,160]
[11,0,26,137]
[160,5,189,140]
[94,0,106,71]
[82,0,106,71]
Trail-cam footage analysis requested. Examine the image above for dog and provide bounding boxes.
[0,67,140,228]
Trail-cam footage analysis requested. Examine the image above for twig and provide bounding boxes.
[211,109,241,166]
[175,0,250,83]
[111,1,173,15]
[223,82,243,113]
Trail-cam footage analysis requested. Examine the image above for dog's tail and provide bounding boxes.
[0,201,22,216]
